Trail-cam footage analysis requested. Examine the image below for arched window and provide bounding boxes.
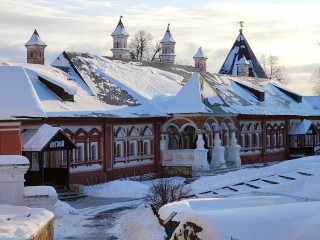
[183,125,196,149]
[116,143,122,157]
[77,145,83,161]
[168,125,179,150]
[91,145,97,161]
[143,141,149,155]
[129,142,136,156]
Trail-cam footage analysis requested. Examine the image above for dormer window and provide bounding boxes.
[38,76,75,101]
[236,56,250,77]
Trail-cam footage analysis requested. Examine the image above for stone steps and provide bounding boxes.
[45,182,87,200]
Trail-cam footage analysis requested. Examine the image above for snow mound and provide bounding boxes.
[173,201,320,240]
[114,203,166,240]
[87,180,149,198]
[24,186,58,197]
[53,200,75,219]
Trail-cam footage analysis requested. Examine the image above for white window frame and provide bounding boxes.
[129,141,137,156]
[143,140,151,155]
[76,143,84,162]
[116,141,123,158]
[91,142,98,161]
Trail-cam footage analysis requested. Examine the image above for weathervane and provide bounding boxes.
[167,23,170,31]
[238,21,244,33]
[120,15,123,21]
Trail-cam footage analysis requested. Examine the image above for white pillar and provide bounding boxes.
[193,131,209,171]
[227,130,241,168]
[0,155,29,205]
[210,131,226,168]
[160,133,168,150]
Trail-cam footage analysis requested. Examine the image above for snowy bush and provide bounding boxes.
[145,178,191,211]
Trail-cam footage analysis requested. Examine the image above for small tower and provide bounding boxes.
[219,21,267,78]
[236,56,250,76]
[160,24,176,64]
[193,47,207,72]
[25,29,47,65]
[111,16,130,59]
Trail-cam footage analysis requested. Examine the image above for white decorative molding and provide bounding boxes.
[0,155,29,205]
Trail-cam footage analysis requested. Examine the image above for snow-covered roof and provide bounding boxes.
[25,29,47,46]
[164,72,225,114]
[2,52,188,118]
[160,26,175,43]
[0,65,46,120]
[1,51,320,119]
[111,18,129,36]
[288,119,313,135]
[21,124,61,151]
[193,47,207,59]
[166,71,320,116]
[219,31,266,78]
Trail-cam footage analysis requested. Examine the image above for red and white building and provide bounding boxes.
[1,20,320,185]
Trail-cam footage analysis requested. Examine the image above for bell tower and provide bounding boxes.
[193,47,207,72]
[160,24,176,64]
[111,16,130,59]
[25,29,47,65]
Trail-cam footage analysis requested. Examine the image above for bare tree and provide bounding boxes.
[311,66,320,95]
[145,178,191,211]
[150,40,162,62]
[129,30,153,60]
[260,54,289,84]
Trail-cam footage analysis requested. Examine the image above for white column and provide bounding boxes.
[160,133,168,150]
[227,130,241,168]
[0,155,29,205]
[193,131,209,171]
[210,131,226,168]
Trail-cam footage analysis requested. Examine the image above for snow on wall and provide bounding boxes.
[24,186,58,197]
[0,204,53,239]
[0,155,29,165]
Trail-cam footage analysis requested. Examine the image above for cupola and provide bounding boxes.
[193,47,207,72]
[25,29,47,65]
[110,16,130,59]
[160,24,176,64]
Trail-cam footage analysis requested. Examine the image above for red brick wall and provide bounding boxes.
[0,122,22,155]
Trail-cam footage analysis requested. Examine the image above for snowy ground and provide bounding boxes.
[52,156,320,240]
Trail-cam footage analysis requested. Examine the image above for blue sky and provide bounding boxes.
[0,0,319,94]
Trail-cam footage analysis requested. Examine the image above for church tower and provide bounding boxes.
[25,29,47,65]
[111,16,130,59]
[193,47,207,72]
[219,22,267,78]
[160,24,176,64]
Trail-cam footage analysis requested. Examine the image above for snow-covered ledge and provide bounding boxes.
[0,155,29,205]
[24,186,58,212]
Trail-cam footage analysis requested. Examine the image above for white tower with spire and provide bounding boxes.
[25,29,47,65]
[160,24,176,64]
[193,47,207,72]
[111,16,130,59]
